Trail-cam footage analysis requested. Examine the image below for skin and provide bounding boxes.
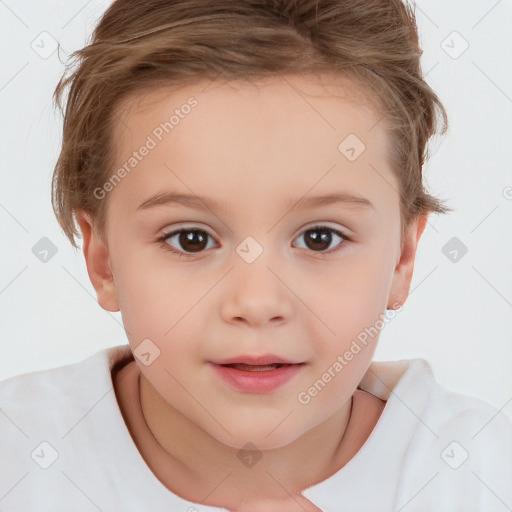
[78,73,427,511]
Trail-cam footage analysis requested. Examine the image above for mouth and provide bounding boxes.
[208,361,306,393]
[218,362,296,372]
[209,354,304,366]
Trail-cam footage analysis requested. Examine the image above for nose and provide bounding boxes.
[221,254,294,328]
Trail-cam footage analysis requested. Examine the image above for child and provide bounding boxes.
[1,0,511,510]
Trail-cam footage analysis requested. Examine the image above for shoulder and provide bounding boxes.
[0,344,131,405]
[364,357,511,439]
[397,359,512,449]
[0,346,111,440]
[0,344,133,509]
[0,344,133,433]
[0,343,132,392]
[372,358,512,511]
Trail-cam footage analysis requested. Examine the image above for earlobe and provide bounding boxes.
[77,211,120,312]
[387,213,428,310]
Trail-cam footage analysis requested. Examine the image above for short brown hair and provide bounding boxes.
[51,0,452,250]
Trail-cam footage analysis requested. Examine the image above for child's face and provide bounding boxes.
[81,74,424,450]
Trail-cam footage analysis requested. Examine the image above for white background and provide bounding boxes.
[1,0,511,421]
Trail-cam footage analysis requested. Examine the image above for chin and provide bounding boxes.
[210,420,304,452]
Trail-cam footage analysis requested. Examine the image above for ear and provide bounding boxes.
[387,213,428,310]
[77,211,120,312]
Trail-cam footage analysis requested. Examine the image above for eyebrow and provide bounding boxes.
[136,190,374,214]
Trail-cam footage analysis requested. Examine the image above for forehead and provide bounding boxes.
[107,73,397,217]
[118,72,384,119]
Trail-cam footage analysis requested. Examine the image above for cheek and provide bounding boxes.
[114,268,212,369]
[304,248,395,398]
[294,347,372,438]
[317,250,395,333]
[112,248,192,322]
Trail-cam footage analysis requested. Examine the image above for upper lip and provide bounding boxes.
[210,354,304,365]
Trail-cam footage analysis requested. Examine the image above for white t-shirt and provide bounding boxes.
[1,344,510,512]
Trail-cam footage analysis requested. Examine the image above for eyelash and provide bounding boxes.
[156,225,351,259]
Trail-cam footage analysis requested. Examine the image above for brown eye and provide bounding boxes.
[294,226,348,254]
[162,228,215,254]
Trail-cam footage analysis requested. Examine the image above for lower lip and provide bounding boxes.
[208,363,305,393]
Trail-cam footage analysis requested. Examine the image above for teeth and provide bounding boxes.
[227,363,285,371]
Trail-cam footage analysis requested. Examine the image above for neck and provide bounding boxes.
[138,370,354,502]
[113,360,385,509]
